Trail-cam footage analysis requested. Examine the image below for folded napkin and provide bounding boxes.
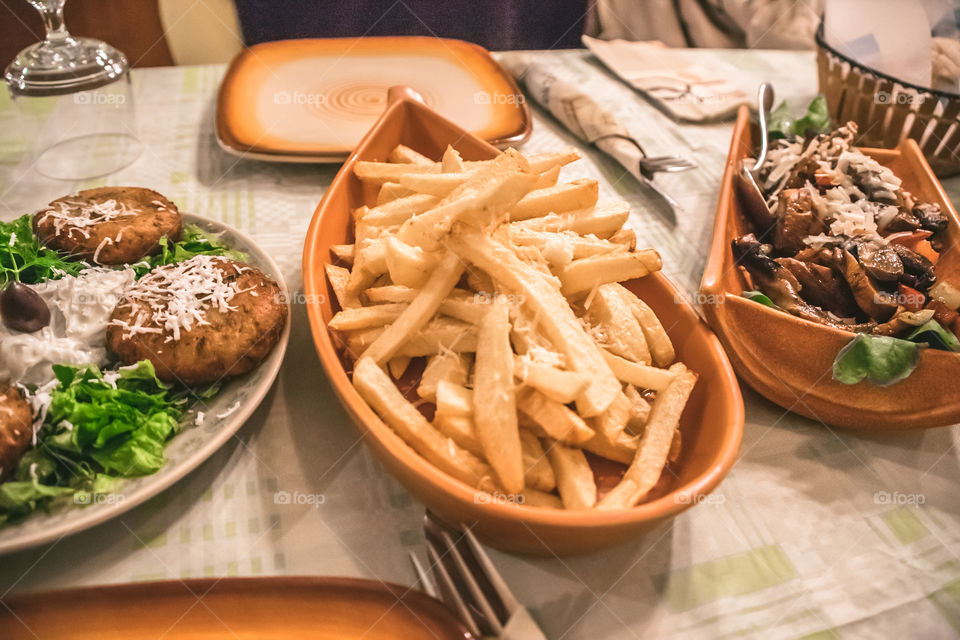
[582,35,750,122]
[500,53,689,212]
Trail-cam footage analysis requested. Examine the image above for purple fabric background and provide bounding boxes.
[233,0,588,50]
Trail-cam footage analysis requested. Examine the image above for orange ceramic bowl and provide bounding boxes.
[303,89,744,555]
[700,106,960,430]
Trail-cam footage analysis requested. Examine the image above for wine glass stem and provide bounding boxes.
[36,1,70,43]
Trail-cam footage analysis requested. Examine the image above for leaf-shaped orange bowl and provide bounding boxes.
[303,90,744,555]
[700,106,960,430]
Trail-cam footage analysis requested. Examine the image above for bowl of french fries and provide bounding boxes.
[303,88,744,555]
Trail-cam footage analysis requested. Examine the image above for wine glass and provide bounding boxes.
[3,0,143,180]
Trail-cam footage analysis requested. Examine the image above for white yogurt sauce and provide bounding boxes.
[0,267,135,385]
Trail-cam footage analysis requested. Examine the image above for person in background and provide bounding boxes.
[590,0,824,49]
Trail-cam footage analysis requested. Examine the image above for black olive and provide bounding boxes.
[0,281,51,333]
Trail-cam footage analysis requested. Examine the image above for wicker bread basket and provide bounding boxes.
[816,22,960,177]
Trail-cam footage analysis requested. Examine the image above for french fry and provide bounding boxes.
[544,438,596,509]
[330,244,355,265]
[376,182,417,204]
[521,488,564,509]
[447,226,621,416]
[513,356,588,404]
[509,228,627,260]
[329,302,406,331]
[355,160,441,183]
[364,285,483,325]
[589,391,632,444]
[517,388,595,445]
[623,384,652,433]
[361,251,464,363]
[509,179,599,221]
[387,356,412,379]
[434,413,482,455]
[669,430,682,464]
[585,284,652,364]
[524,147,581,173]
[353,357,497,492]
[581,429,639,465]
[364,193,440,227]
[436,380,472,417]
[324,263,351,309]
[610,285,676,367]
[441,145,465,172]
[520,430,556,491]
[608,227,637,248]
[399,168,538,248]
[418,351,470,402]
[513,202,630,238]
[597,363,697,509]
[388,144,433,165]
[473,298,524,493]
[351,317,477,359]
[602,350,676,391]
[398,172,473,197]
[383,236,442,288]
[533,165,561,189]
[559,250,662,297]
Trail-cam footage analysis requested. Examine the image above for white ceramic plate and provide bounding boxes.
[0,214,290,555]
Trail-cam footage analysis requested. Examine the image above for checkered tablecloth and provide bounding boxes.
[2,49,959,640]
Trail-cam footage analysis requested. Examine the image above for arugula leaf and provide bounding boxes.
[832,334,919,386]
[767,96,831,141]
[0,215,86,286]
[133,224,246,278]
[907,319,960,352]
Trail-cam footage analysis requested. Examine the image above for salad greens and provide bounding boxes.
[133,224,247,277]
[832,320,959,387]
[768,95,831,140]
[0,214,85,286]
[832,335,919,387]
[0,361,206,526]
[742,290,777,308]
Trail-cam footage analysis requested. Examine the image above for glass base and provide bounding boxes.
[5,36,128,97]
[33,132,142,180]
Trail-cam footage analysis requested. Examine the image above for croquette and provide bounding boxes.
[0,384,32,482]
[106,256,287,385]
[33,187,183,265]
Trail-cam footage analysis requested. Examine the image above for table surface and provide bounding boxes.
[2,48,960,640]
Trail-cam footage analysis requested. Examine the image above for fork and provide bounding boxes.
[410,512,547,639]
[593,132,697,178]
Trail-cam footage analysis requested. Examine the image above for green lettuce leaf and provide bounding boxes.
[832,334,920,386]
[133,224,247,278]
[0,360,194,525]
[768,96,831,140]
[742,290,777,308]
